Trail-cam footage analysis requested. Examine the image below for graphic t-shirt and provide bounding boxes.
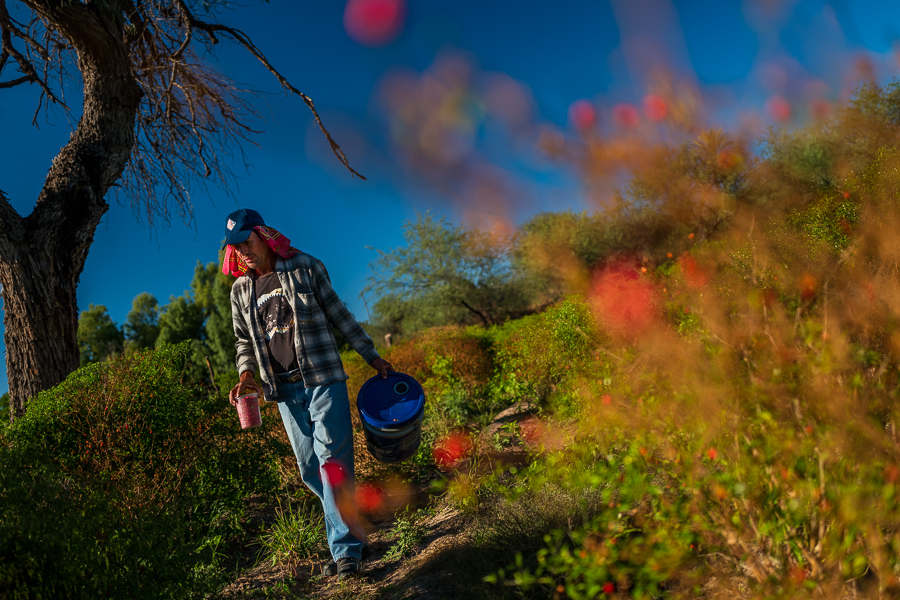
[255,272,300,374]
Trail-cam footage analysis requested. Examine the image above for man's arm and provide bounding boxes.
[230,289,262,403]
[312,259,393,377]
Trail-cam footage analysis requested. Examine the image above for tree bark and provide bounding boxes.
[0,1,142,419]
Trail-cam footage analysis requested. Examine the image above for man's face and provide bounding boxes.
[233,231,271,271]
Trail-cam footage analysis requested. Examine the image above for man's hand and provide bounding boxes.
[229,370,263,406]
[369,357,395,379]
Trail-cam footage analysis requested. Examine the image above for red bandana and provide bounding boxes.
[221,225,299,277]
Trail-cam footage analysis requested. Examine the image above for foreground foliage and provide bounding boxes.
[339,91,900,598]
[0,343,287,599]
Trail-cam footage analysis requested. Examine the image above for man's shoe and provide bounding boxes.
[323,547,370,578]
[336,556,360,580]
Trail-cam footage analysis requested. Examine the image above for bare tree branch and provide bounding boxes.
[171,0,366,180]
[5,0,365,231]
[0,74,30,87]
[0,0,65,106]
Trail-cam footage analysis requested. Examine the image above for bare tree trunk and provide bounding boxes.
[0,240,81,418]
[0,2,142,419]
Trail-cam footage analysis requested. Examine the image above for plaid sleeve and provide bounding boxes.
[312,259,381,365]
[231,283,258,377]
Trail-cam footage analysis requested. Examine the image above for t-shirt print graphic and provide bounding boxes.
[256,287,294,341]
[255,272,300,374]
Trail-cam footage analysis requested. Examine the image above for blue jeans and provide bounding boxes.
[275,379,365,561]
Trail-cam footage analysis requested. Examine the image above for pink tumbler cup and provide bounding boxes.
[236,393,262,429]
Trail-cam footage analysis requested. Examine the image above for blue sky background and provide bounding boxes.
[2,0,900,396]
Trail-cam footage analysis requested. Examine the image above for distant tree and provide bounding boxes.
[155,259,236,381]
[156,295,205,348]
[123,292,160,352]
[513,211,612,297]
[366,214,538,335]
[514,129,758,298]
[762,82,900,198]
[77,304,125,366]
[0,1,360,420]
[190,258,237,375]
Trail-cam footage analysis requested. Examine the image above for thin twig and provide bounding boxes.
[172,0,366,179]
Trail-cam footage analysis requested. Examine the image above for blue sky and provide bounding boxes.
[2,0,900,396]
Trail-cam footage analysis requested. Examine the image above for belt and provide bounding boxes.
[275,368,304,383]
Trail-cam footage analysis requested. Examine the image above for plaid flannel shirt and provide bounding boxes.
[231,251,380,399]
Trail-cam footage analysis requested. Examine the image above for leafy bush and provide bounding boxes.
[347,84,900,598]
[384,509,428,560]
[0,343,288,599]
[490,296,608,416]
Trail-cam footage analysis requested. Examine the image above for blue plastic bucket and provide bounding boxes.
[356,372,425,463]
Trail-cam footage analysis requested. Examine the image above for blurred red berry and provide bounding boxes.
[520,417,544,444]
[716,149,741,170]
[356,482,384,512]
[344,0,406,47]
[613,103,640,127]
[321,460,349,486]
[433,431,473,467]
[799,274,816,301]
[809,98,832,121]
[789,565,808,585]
[569,99,596,131]
[603,581,615,594]
[766,95,791,122]
[707,447,718,461]
[679,255,710,289]
[643,94,668,121]
[591,264,658,336]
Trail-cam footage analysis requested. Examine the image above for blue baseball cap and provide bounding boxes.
[223,208,265,246]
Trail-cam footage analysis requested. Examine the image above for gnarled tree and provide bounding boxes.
[0,0,362,420]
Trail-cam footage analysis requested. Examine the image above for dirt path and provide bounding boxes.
[220,502,472,599]
[220,402,537,600]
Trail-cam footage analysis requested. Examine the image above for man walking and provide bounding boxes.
[222,208,392,579]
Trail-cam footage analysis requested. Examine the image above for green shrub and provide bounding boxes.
[0,343,289,599]
[490,296,608,416]
[788,192,860,254]
[384,509,428,560]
